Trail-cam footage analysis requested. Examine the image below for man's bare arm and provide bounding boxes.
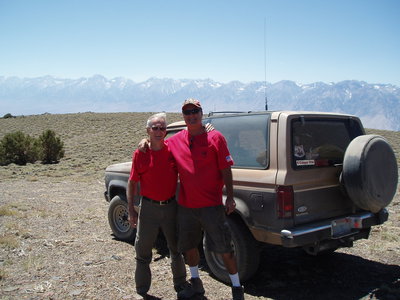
[126,179,139,228]
[221,167,236,215]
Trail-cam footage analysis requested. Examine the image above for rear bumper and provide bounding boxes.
[279,209,388,248]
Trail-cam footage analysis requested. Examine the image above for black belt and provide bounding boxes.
[143,196,175,205]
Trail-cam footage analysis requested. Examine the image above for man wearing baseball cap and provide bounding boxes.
[166,98,244,300]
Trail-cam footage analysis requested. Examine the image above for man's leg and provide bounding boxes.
[185,247,200,267]
[176,206,204,298]
[221,252,244,299]
[178,247,205,298]
[221,251,238,275]
[134,201,160,295]
[202,206,244,299]
[160,202,186,288]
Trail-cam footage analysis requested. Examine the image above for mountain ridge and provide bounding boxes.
[0,75,399,130]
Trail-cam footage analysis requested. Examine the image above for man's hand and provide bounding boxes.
[225,196,236,215]
[128,211,138,228]
[138,138,150,153]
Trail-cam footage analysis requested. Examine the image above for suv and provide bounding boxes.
[104,111,398,283]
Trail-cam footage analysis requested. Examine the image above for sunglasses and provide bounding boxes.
[182,108,201,115]
[151,126,166,131]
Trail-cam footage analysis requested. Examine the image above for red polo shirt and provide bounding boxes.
[167,129,234,208]
[129,143,177,201]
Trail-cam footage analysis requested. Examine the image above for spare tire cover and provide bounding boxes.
[342,134,398,213]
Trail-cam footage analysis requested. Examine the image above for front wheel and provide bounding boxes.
[108,195,136,242]
[203,217,260,283]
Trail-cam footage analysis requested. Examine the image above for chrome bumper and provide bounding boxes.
[280,209,388,247]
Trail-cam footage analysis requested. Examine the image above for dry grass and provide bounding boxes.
[0,235,20,250]
[0,112,182,181]
[0,206,19,217]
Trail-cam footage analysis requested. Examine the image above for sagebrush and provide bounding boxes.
[0,129,64,165]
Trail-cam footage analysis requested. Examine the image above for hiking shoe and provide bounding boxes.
[174,281,190,293]
[177,277,205,299]
[232,286,244,300]
[135,291,148,300]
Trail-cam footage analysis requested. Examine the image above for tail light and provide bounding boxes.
[277,185,294,218]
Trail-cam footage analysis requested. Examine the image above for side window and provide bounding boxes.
[207,114,270,168]
[291,118,363,169]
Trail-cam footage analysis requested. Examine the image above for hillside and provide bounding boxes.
[0,112,182,181]
[0,112,399,182]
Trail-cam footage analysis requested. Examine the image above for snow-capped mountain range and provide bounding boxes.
[0,75,399,131]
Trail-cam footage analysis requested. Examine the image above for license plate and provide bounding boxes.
[331,218,352,238]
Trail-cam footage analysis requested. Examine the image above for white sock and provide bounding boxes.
[229,273,241,287]
[189,266,199,279]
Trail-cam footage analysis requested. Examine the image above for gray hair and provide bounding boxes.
[146,112,167,128]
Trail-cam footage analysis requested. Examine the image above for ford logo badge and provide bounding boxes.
[297,206,307,213]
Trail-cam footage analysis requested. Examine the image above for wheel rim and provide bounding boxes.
[113,204,130,233]
[209,240,236,270]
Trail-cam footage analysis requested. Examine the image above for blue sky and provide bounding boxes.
[0,0,399,86]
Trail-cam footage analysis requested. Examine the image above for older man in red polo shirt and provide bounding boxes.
[127,112,187,298]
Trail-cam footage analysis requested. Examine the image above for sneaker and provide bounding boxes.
[177,277,205,299]
[232,286,244,300]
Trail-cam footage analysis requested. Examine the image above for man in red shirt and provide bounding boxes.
[167,99,244,300]
[127,113,187,298]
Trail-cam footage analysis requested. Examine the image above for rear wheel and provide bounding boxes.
[203,217,260,283]
[108,195,136,242]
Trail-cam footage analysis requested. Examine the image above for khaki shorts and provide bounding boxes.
[177,205,233,254]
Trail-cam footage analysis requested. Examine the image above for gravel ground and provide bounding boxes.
[0,178,399,300]
[0,113,399,300]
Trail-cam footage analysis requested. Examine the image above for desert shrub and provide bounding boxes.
[0,146,5,165]
[2,113,15,119]
[0,131,40,165]
[38,129,65,164]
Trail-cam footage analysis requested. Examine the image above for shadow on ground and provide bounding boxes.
[116,232,400,300]
[216,246,400,300]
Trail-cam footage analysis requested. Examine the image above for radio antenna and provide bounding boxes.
[264,17,268,111]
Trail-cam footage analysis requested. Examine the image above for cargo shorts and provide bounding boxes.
[177,204,233,254]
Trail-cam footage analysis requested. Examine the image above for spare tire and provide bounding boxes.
[342,134,398,213]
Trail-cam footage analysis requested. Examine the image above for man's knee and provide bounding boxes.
[135,255,152,265]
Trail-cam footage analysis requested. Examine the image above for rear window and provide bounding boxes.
[291,117,363,169]
[205,114,270,169]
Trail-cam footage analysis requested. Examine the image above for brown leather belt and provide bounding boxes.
[143,196,175,205]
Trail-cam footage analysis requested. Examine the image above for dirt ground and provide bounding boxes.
[0,177,399,300]
[0,113,399,299]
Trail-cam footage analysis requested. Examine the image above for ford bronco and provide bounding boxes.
[104,111,398,283]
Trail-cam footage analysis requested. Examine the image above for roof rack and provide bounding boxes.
[207,111,252,117]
